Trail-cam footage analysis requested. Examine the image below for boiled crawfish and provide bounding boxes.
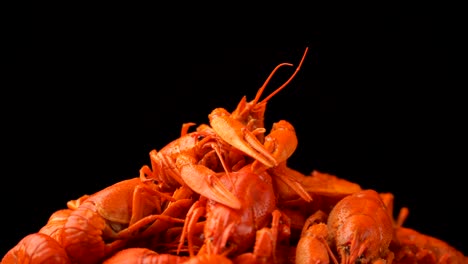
[390,226,468,264]
[277,170,362,243]
[179,163,291,260]
[140,122,242,209]
[386,196,468,264]
[58,177,189,264]
[296,189,395,264]
[5,47,466,264]
[207,47,313,204]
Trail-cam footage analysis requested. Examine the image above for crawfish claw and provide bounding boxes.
[209,108,278,168]
[180,164,241,209]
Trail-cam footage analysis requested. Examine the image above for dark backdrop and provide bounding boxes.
[3,5,465,258]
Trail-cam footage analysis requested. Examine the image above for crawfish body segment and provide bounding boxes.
[38,208,73,241]
[60,200,113,264]
[2,233,71,264]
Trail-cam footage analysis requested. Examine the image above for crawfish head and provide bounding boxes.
[334,214,391,263]
[203,165,277,256]
[148,129,220,189]
[327,189,394,264]
[204,202,256,255]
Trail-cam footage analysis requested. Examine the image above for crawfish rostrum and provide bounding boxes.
[3,48,467,264]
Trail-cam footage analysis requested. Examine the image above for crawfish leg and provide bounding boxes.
[178,200,207,257]
[128,180,176,225]
[140,198,194,237]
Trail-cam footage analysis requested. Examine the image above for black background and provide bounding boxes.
[3,5,465,258]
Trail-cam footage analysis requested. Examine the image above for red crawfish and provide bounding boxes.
[296,189,395,264]
[140,122,242,210]
[386,198,468,264]
[207,48,313,203]
[209,47,309,151]
[58,177,188,264]
[178,164,291,259]
[327,189,394,264]
[276,170,362,243]
[391,226,468,264]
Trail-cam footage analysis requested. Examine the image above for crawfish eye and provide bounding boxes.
[197,135,205,141]
[344,245,350,255]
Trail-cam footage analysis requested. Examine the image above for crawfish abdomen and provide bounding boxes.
[2,233,71,264]
[60,203,108,264]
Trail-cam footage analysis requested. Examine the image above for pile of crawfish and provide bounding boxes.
[3,48,467,264]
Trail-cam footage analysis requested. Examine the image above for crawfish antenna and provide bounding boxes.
[252,62,294,104]
[258,47,309,104]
